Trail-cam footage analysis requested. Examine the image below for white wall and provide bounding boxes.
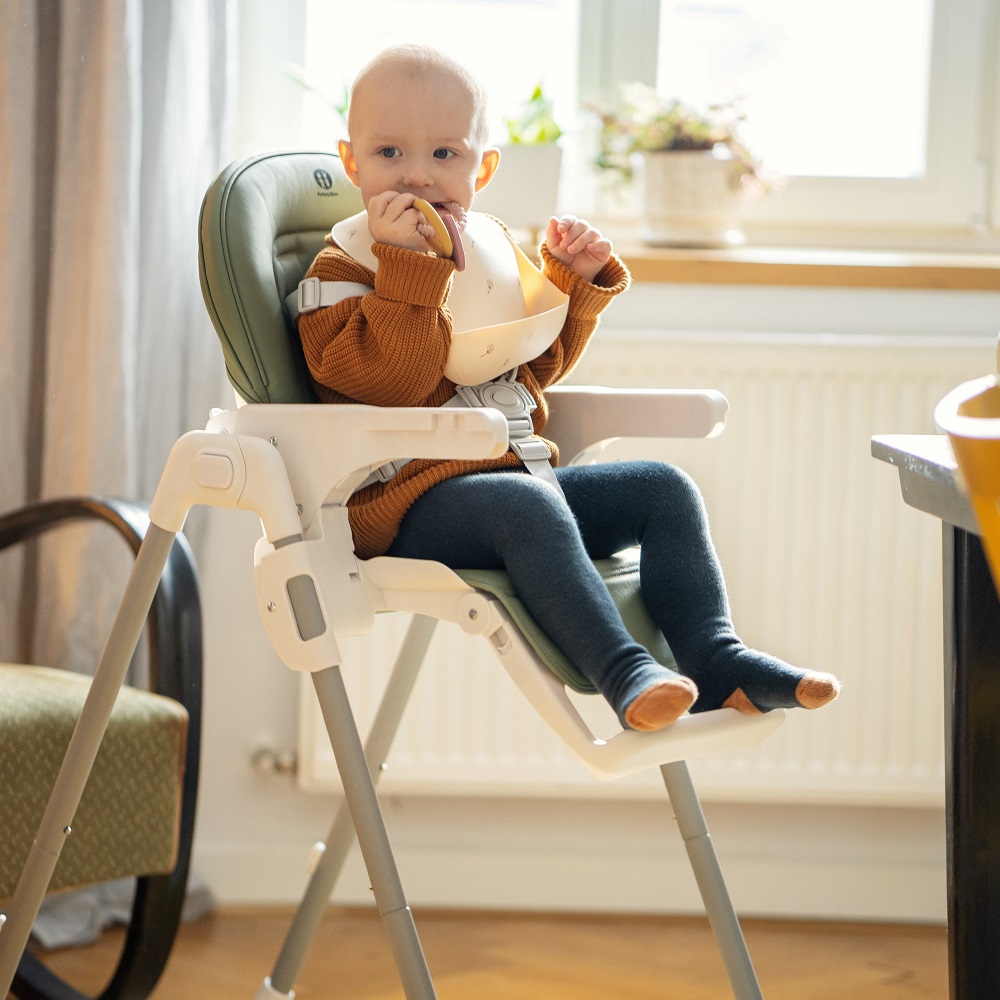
[190,279,999,923]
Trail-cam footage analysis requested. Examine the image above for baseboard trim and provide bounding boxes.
[195,836,945,924]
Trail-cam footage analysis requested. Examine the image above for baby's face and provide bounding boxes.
[342,69,492,221]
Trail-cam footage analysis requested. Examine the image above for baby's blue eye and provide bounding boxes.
[379,147,400,159]
[432,148,454,160]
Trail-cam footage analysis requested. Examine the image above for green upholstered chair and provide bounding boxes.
[0,497,201,1000]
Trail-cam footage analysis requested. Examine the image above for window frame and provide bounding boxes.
[583,0,1000,250]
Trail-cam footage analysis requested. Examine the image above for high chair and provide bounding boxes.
[0,150,787,1000]
[935,374,1000,592]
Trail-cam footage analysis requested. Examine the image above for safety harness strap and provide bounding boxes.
[292,274,564,497]
[358,369,564,496]
[288,276,374,319]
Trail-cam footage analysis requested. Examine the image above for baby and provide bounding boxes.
[297,44,840,732]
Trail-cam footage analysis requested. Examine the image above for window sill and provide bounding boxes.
[614,243,1000,292]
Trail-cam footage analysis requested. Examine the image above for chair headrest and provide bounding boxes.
[198,150,363,404]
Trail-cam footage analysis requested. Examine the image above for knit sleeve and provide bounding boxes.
[297,243,458,406]
[524,246,632,389]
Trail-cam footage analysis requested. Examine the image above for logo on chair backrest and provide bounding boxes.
[313,168,335,194]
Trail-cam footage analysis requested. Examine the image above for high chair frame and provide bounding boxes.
[0,150,788,1000]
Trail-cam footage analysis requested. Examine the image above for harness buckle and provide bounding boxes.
[374,459,409,483]
[297,276,322,315]
[509,436,553,462]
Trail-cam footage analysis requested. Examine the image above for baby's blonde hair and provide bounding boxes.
[348,45,490,147]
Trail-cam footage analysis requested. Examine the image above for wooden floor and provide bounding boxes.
[20,906,948,1000]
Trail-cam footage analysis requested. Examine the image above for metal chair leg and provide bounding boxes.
[263,616,437,999]
[661,759,764,1000]
[310,664,437,1000]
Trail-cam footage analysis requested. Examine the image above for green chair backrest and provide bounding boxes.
[198,150,363,404]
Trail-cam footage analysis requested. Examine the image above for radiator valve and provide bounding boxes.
[251,744,298,777]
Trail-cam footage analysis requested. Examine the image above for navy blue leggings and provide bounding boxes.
[386,461,769,716]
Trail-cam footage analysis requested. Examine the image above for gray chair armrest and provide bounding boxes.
[544,386,728,464]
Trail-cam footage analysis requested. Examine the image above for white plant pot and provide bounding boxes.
[474,143,562,235]
[632,149,746,247]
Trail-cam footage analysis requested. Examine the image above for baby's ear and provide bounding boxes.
[474,147,501,191]
[338,140,360,187]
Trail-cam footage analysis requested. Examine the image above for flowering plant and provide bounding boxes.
[590,83,770,193]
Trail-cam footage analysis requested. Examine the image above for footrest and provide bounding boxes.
[0,664,188,899]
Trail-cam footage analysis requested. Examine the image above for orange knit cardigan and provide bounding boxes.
[297,233,631,558]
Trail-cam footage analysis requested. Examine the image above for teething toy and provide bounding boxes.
[413,198,465,271]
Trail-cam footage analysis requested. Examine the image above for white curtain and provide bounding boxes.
[0,0,232,671]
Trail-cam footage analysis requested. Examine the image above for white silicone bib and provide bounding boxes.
[331,211,569,385]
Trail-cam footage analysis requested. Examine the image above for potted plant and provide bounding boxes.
[590,83,771,246]
[475,84,563,242]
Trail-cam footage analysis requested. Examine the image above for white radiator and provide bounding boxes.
[298,331,993,806]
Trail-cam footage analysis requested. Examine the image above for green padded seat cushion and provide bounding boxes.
[456,551,676,694]
[0,664,188,901]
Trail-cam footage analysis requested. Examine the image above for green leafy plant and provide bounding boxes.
[504,84,563,145]
[590,83,770,192]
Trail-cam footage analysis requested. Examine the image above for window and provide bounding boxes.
[237,0,1000,248]
[605,0,999,243]
[656,0,935,180]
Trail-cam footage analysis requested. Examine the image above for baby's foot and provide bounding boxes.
[622,676,698,732]
[721,671,840,715]
[687,644,840,715]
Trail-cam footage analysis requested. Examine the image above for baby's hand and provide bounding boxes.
[545,215,612,282]
[367,191,435,253]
